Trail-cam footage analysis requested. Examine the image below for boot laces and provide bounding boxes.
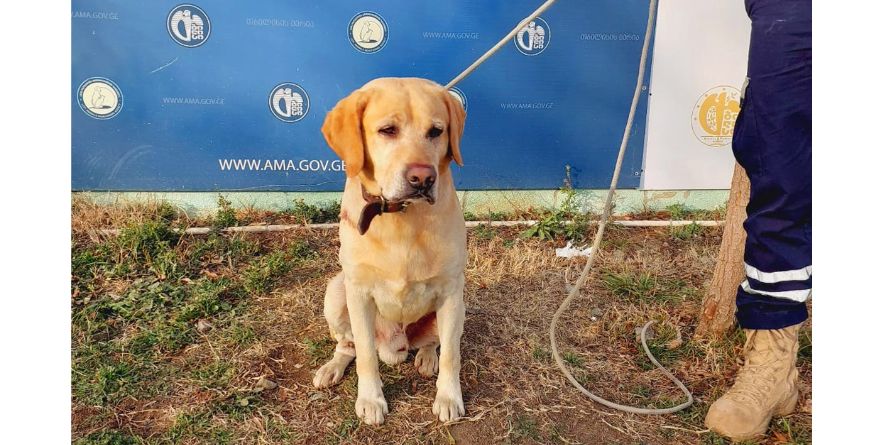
[729,331,788,405]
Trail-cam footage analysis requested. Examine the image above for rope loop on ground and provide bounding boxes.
[448,0,693,415]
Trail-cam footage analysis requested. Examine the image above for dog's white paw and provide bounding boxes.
[312,355,351,388]
[414,347,439,377]
[355,393,389,425]
[432,386,464,422]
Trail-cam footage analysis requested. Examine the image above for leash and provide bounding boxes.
[445,0,560,89]
[446,0,693,414]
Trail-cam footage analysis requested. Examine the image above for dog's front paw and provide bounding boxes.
[355,393,389,425]
[414,346,439,377]
[432,386,465,422]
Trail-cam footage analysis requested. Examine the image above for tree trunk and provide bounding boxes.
[695,163,751,340]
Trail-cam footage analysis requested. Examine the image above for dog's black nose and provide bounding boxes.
[405,164,436,190]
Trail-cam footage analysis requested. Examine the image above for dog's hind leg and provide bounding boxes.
[407,313,439,377]
[414,345,439,378]
[313,272,356,389]
[376,316,409,366]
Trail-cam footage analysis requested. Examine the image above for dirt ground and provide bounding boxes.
[71,199,811,444]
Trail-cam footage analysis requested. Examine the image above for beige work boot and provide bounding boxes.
[704,324,801,441]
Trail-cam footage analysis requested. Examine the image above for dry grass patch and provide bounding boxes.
[71,198,810,445]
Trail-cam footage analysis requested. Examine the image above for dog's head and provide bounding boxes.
[321,78,466,204]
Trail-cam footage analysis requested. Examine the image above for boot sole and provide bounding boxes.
[705,390,799,441]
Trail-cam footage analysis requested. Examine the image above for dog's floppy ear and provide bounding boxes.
[322,90,368,177]
[442,90,466,166]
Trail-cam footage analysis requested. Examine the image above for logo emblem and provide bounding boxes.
[167,4,211,47]
[514,17,550,56]
[692,86,742,147]
[77,77,122,119]
[348,12,388,53]
[269,83,310,123]
[448,87,468,112]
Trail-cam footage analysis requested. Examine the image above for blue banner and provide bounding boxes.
[72,0,654,191]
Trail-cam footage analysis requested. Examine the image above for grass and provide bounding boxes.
[670,222,704,240]
[286,198,341,224]
[71,198,321,442]
[650,203,727,222]
[798,328,812,365]
[511,415,540,441]
[773,416,812,445]
[303,337,335,365]
[601,270,698,304]
[472,223,495,240]
[561,351,585,367]
[463,210,511,221]
[192,360,235,390]
[71,197,810,445]
[74,430,140,445]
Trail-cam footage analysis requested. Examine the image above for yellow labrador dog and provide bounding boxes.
[312,78,467,425]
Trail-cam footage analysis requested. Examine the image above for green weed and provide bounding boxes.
[511,415,540,441]
[113,219,180,278]
[166,410,216,443]
[227,322,257,347]
[192,360,235,390]
[670,222,704,240]
[663,203,726,221]
[601,271,694,303]
[304,337,334,365]
[562,351,585,367]
[665,204,692,220]
[73,430,138,445]
[73,359,140,406]
[287,199,341,223]
[521,187,592,242]
[602,271,656,300]
[798,328,812,364]
[212,195,238,229]
[242,251,292,296]
[774,417,811,445]
[472,223,495,240]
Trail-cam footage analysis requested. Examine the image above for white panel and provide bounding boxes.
[640,0,752,190]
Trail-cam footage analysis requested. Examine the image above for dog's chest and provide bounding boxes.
[371,279,442,324]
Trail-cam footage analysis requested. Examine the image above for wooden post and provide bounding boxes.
[695,163,751,340]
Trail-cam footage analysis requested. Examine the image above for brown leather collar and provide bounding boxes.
[357,185,411,235]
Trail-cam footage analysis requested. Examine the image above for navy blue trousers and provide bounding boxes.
[732,0,811,330]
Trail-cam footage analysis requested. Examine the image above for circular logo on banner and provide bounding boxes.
[269,83,310,123]
[514,17,550,56]
[348,12,388,53]
[448,87,468,112]
[691,86,742,147]
[167,4,211,47]
[77,77,123,119]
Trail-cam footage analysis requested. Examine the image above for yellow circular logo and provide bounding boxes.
[77,77,122,119]
[348,12,387,53]
[691,86,741,147]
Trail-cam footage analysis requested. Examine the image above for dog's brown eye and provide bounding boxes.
[427,127,443,139]
[379,126,398,137]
